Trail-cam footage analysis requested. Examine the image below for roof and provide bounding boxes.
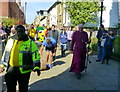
[47,1,61,13]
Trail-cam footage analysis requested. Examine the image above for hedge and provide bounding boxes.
[111,36,120,60]
[89,36,120,60]
[89,37,98,54]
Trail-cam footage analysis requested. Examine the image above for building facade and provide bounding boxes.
[47,2,59,27]
[0,0,25,24]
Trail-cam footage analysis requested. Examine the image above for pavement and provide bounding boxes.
[0,48,119,91]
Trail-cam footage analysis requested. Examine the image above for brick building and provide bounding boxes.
[0,0,25,24]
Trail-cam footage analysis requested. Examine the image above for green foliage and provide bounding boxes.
[89,37,98,54]
[2,17,20,27]
[116,23,120,29]
[112,36,120,58]
[65,1,100,26]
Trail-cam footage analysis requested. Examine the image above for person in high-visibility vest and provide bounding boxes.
[0,25,41,92]
[37,30,45,42]
[28,24,36,41]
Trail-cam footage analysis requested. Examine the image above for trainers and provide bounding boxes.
[46,64,49,67]
[48,64,52,68]
[46,64,49,66]
[76,73,81,79]
[101,60,105,64]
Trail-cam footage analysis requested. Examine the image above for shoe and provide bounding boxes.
[63,52,65,56]
[101,60,105,64]
[46,64,49,66]
[96,59,101,62]
[106,60,109,64]
[48,64,52,68]
[76,73,81,79]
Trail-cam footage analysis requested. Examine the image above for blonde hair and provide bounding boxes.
[46,38,51,43]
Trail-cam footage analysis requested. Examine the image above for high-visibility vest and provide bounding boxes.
[28,28,36,38]
[1,37,40,74]
[38,32,45,42]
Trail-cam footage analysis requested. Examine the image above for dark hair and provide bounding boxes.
[52,25,55,27]
[101,24,104,28]
[15,25,25,32]
[48,28,51,30]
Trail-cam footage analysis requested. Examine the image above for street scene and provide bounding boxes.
[0,49,119,91]
[0,0,120,92]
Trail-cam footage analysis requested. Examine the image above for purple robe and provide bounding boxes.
[70,31,88,74]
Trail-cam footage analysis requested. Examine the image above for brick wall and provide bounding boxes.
[0,2,9,17]
[0,1,24,24]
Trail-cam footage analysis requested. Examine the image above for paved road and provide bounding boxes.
[29,49,119,91]
[0,49,119,91]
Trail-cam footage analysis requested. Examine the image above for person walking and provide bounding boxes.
[66,26,73,51]
[96,24,108,62]
[69,24,89,79]
[0,25,40,92]
[39,37,56,68]
[102,30,115,64]
[28,24,36,41]
[59,30,68,57]
[47,25,59,61]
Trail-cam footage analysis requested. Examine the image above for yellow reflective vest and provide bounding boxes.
[28,28,36,38]
[1,36,40,74]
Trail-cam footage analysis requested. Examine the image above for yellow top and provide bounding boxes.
[9,40,22,67]
[28,28,36,38]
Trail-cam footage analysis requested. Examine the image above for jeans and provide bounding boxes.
[104,46,112,62]
[60,43,67,56]
[97,46,105,60]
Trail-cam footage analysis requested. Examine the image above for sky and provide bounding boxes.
[21,0,55,24]
[21,0,120,24]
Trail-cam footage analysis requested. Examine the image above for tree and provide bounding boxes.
[65,1,100,26]
[2,17,20,27]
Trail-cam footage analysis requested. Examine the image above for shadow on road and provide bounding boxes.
[28,57,118,91]
[55,52,70,59]
[53,61,65,66]
[28,68,75,90]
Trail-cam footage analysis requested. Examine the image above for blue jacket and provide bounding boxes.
[42,37,56,47]
[104,35,115,48]
[96,29,108,46]
[59,32,68,44]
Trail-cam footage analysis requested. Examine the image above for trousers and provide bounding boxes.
[5,67,31,92]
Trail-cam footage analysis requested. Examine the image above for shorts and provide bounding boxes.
[45,46,55,53]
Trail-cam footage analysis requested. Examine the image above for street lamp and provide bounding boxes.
[25,2,27,24]
[100,0,104,26]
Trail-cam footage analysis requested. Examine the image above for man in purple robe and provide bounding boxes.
[69,24,89,79]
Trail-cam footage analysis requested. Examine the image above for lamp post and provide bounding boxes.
[100,0,104,26]
[25,2,27,24]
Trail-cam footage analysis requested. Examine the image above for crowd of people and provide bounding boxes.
[0,21,115,91]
